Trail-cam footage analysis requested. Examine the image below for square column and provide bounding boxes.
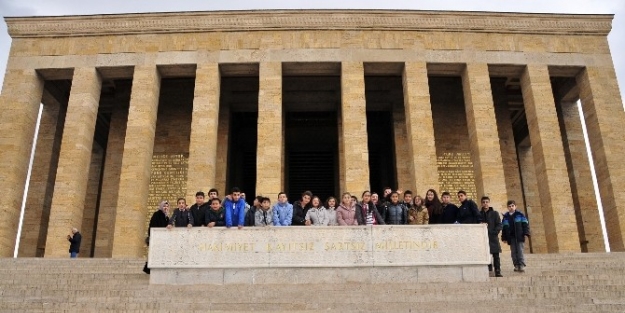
[492,80,525,212]
[521,64,580,253]
[214,102,230,195]
[340,62,370,193]
[18,92,64,257]
[0,69,44,257]
[111,66,161,258]
[558,100,605,252]
[461,63,508,210]
[44,67,102,257]
[402,62,439,196]
[392,105,411,190]
[577,66,625,251]
[94,104,128,257]
[186,64,221,200]
[256,62,283,197]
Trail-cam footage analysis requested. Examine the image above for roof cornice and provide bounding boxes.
[4,9,614,38]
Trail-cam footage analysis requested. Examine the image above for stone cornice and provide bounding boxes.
[4,10,614,38]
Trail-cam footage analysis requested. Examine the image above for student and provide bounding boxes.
[245,196,263,227]
[403,190,414,209]
[502,200,530,273]
[272,192,293,226]
[254,197,273,227]
[357,190,385,225]
[385,191,407,225]
[336,192,359,226]
[189,191,209,227]
[205,198,225,227]
[305,196,330,226]
[208,188,219,200]
[325,196,338,226]
[371,193,380,206]
[480,196,503,277]
[456,190,481,224]
[440,192,459,224]
[241,192,251,214]
[424,189,443,224]
[292,191,312,226]
[168,198,193,228]
[223,187,246,229]
[408,195,429,225]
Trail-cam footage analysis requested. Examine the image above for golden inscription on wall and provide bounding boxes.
[144,153,189,247]
[437,152,477,201]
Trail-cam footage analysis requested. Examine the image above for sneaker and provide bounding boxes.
[495,271,503,277]
[513,266,519,272]
[518,266,525,273]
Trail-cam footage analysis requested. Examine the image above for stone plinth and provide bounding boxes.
[148,225,490,284]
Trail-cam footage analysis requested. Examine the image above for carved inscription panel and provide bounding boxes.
[149,225,490,268]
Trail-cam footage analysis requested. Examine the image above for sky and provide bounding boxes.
[0,0,624,100]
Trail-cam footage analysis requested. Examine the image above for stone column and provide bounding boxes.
[79,142,105,257]
[94,104,128,258]
[44,67,102,257]
[392,105,411,191]
[214,101,229,196]
[492,80,525,212]
[186,63,221,200]
[111,66,161,258]
[256,62,283,197]
[576,66,625,251]
[461,63,508,210]
[402,62,439,196]
[517,144,548,253]
[557,100,605,252]
[0,69,44,257]
[340,62,370,194]
[18,91,63,257]
[521,64,580,253]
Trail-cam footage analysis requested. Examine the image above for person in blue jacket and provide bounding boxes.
[272,192,293,226]
[223,187,246,229]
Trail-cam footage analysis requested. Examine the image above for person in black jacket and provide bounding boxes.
[425,189,443,224]
[292,191,312,226]
[168,198,193,229]
[144,200,169,274]
[456,190,481,224]
[205,198,226,227]
[67,227,82,258]
[480,196,503,277]
[440,192,459,224]
[190,191,210,227]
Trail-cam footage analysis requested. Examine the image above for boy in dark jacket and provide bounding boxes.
[480,196,503,277]
[440,192,459,224]
[205,198,225,227]
[189,191,209,227]
[168,198,193,228]
[456,190,481,224]
[502,200,531,273]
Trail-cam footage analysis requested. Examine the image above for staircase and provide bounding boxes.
[1,253,625,312]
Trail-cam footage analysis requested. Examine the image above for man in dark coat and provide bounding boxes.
[67,227,82,258]
[480,196,503,277]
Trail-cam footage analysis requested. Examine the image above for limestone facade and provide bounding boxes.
[0,10,622,257]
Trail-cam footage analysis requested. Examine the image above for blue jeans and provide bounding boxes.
[70,252,78,258]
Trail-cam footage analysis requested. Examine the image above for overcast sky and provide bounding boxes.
[1,0,624,101]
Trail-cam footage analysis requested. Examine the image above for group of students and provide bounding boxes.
[148,186,531,277]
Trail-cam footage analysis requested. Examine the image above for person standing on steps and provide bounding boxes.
[67,227,82,258]
[502,200,531,273]
[480,196,503,277]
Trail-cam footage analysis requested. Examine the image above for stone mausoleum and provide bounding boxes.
[1,10,624,259]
